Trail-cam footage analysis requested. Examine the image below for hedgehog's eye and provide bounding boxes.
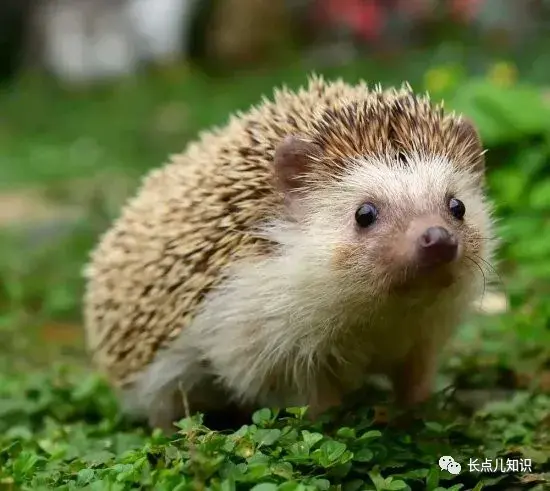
[449,198,466,220]
[355,202,378,228]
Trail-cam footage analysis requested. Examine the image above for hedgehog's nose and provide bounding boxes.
[417,226,458,266]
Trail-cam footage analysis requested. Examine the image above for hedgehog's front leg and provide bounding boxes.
[146,384,186,434]
[389,342,439,407]
[307,383,342,419]
[124,332,222,434]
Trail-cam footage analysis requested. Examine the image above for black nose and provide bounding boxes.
[417,226,458,266]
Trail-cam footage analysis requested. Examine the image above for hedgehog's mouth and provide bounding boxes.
[388,246,463,293]
[391,261,458,294]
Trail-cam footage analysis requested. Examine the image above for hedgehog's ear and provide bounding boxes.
[456,118,485,181]
[273,135,322,194]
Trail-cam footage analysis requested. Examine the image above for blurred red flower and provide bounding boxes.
[316,0,385,41]
[450,0,484,22]
[313,0,486,43]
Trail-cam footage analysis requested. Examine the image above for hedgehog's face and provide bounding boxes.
[315,153,494,297]
[273,135,495,303]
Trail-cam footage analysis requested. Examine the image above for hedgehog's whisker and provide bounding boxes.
[464,255,487,304]
[471,252,506,294]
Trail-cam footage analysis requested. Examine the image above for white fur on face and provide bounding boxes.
[293,152,495,297]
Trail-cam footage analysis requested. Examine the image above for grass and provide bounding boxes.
[1,53,550,490]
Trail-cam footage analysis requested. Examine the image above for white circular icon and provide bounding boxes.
[438,455,461,475]
[447,461,462,475]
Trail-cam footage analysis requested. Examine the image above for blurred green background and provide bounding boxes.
[1,0,550,488]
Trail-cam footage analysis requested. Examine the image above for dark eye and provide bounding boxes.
[449,198,465,220]
[355,202,378,228]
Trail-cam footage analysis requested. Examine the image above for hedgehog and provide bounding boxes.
[83,75,496,433]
